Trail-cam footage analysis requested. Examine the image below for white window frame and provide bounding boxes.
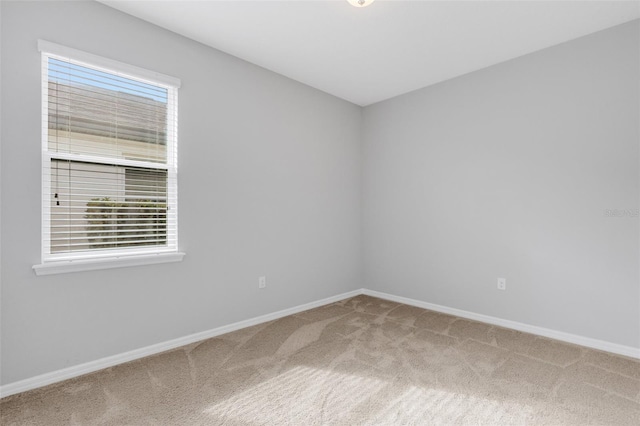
[33,41,184,275]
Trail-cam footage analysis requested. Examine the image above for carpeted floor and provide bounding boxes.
[1,295,639,425]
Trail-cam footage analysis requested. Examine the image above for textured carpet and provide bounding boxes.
[1,295,639,425]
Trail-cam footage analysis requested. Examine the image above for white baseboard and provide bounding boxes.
[0,289,361,399]
[3,287,638,399]
[362,288,640,360]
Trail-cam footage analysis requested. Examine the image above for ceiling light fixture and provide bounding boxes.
[347,0,375,8]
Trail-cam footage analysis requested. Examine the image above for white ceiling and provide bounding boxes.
[100,0,640,106]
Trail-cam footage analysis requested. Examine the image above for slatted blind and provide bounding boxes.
[40,41,180,261]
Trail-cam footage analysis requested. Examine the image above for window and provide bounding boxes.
[34,41,183,275]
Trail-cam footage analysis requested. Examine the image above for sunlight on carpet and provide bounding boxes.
[203,365,386,423]
[373,384,535,424]
[203,365,534,424]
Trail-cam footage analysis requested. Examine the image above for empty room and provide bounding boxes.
[1,0,639,424]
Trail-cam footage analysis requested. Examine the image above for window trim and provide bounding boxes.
[33,252,186,276]
[36,40,181,88]
[34,40,183,275]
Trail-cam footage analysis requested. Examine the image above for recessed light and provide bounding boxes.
[347,0,375,8]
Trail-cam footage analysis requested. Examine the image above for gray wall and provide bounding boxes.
[0,1,362,385]
[363,20,639,348]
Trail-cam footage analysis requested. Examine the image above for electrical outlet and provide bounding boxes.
[258,276,266,289]
[497,277,506,291]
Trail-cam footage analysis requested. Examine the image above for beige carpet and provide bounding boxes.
[2,295,639,425]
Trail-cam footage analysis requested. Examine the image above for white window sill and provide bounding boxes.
[33,252,186,276]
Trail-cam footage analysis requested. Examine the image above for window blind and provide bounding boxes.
[40,41,179,262]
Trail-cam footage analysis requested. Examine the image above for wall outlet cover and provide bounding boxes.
[497,278,506,290]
